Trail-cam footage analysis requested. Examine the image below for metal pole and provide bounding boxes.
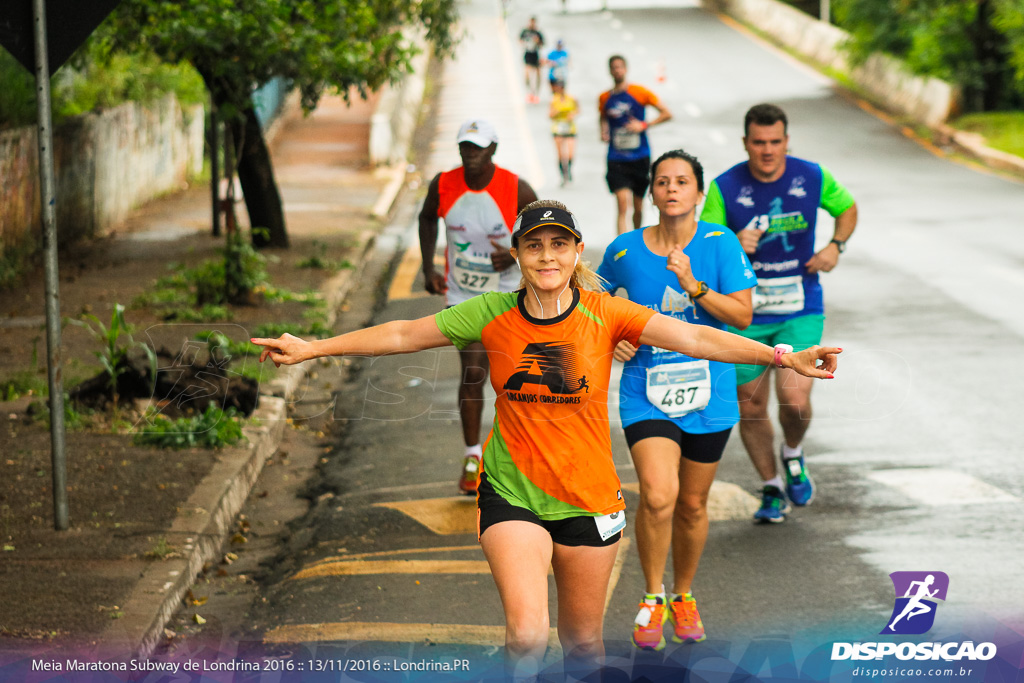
[820,0,829,24]
[32,0,68,531]
[210,99,220,237]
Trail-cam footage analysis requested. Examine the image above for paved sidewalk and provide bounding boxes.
[0,90,396,660]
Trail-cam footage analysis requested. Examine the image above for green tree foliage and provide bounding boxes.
[834,0,1024,111]
[0,44,204,129]
[100,0,459,247]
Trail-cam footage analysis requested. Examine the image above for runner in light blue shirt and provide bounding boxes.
[597,150,755,650]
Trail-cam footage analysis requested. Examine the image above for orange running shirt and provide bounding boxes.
[435,288,656,519]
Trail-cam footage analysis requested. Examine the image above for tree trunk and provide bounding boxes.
[231,106,289,248]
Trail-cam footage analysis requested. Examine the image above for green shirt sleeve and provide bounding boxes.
[699,181,727,226]
[819,165,855,217]
[434,292,515,350]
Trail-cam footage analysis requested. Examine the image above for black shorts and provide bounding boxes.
[477,473,621,547]
[606,157,650,196]
[623,422,733,464]
[524,51,540,67]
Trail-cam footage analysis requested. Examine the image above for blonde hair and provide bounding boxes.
[514,200,607,292]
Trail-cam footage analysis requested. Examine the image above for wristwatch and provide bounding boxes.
[691,281,709,300]
[773,343,793,368]
[830,239,847,253]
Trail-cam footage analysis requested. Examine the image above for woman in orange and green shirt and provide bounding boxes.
[252,200,840,680]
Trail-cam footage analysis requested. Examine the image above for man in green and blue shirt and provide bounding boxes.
[701,103,857,523]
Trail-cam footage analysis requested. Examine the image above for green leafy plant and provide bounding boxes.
[134,404,245,450]
[66,304,157,409]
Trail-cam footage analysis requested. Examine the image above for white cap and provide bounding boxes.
[456,119,499,147]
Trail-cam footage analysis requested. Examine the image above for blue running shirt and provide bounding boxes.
[701,156,855,324]
[597,223,756,432]
[598,85,660,163]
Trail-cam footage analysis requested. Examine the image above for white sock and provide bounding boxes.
[782,444,803,460]
[764,476,784,490]
[464,444,482,459]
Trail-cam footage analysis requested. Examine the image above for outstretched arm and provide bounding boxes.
[638,313,839,379]
[252,316,452,367]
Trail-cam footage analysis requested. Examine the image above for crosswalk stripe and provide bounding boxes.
[868,469,1019,505]
[619,481,759,521]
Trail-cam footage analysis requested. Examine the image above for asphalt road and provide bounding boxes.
[196,0,1024,677]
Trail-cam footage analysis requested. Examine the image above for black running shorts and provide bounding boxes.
[606,157,651,196]
[623,422,733,464]
[477,473,621,547]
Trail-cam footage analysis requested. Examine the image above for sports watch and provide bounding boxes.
[691,281,709,300]
[773,343,794,368]
[830,239,847,253]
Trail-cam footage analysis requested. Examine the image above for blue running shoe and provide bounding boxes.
[782,452,815,506]
[754,485,790,523]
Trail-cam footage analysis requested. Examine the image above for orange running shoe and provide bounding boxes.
[458,454,481,495]
[668,593,706,643]
[631,595,667,651]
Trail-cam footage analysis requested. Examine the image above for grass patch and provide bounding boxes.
[1,370,47,401]
[952,112,1024,159]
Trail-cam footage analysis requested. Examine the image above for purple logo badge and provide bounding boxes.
[881,571,949,635]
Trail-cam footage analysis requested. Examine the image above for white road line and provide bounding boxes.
[868,469,1020,506]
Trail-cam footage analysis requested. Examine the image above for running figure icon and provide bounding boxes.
[887,575,938,632]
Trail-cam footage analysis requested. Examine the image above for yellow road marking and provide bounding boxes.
[375,496,477,535]
[620,481,759,521]
[309,544,482,567]
[387,246,442,301]
[264,622,561,651]
[290,559,491,580]
[605,538,630,612]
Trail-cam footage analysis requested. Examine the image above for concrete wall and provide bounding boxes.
[706,0,957,127]
[0,94,204,258]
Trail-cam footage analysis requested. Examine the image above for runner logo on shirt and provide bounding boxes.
[737,185,755,207]
[504,342,588,403]
[788,176,807,198]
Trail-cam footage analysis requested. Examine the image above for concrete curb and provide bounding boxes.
[942,127,1024,179]
[103,221,384,658]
